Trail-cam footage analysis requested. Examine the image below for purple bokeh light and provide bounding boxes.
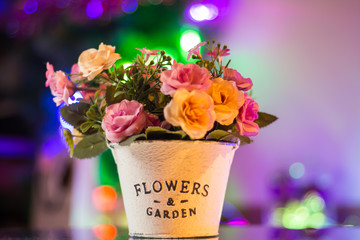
[121,0,137,13]
[23,0,38,14]
[86,0,103,19]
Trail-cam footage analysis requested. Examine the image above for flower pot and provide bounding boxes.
[108,140,238,239]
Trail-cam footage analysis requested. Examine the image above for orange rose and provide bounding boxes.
[207,78,245,125]
[78,43,121,80]
[164,89,216,139]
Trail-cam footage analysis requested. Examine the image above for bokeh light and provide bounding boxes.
[92,224,117,240]
[122,0,138,13]
[180,30,201,52]
[289,162,305,179]
[92,186,117,212]
[86,0,103,19]
[23,0,38,14]
[189,4,219,22]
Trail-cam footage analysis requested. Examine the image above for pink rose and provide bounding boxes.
[101,100,147,143]
[45,62,74,106]
[223,67,253,91]
[236,94,259,137]
[160,63,211,96]
[145,111,161,129]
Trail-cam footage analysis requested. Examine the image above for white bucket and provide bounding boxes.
[109,140,238,239]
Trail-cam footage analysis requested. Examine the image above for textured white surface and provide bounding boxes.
[110,140,237,238]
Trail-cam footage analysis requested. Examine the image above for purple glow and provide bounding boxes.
[86,0,103,19]
[23,0,38,14]
[121,0,137,13]
[223,218,249,226]
[0,137,35,157]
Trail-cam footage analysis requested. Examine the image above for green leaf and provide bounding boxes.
[73,133,108,159]
[254,112,278,128]
[137,54,144,65]
[86,105,98,120]
[219,134,239,144]
[60,102,90,128]
[205,130,231,141]
[94,89,103,100]
[106,85,126,105]
[118,134,146,146]
[80,121,93,133]
[114,91,126,98]
[63,128,74,156]
[145,127,188,140]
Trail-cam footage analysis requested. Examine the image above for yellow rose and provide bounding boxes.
[164,89,216,139]
[78,43,121,80]
[208,78,245,125]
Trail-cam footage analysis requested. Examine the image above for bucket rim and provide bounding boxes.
[107,139,239,150]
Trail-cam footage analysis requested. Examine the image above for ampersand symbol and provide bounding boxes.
[167,198,175,206]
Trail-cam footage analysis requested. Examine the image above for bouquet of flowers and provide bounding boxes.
[45,41,277,159]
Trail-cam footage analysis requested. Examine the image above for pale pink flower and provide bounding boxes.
[187,41,206,60]
[136,48,160,62]
[78,43,121,80]
[101,100,147,143]
[45,62,74,106]
[207,47,230,61]
[70,63,82,82]
[45,62,54,86]
[160,62,212,96]
[223,67,253,91]
[236,94,259,137]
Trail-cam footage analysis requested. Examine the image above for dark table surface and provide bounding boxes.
[0,225,359,239]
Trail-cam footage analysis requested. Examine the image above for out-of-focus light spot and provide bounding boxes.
[24,0,38,14]
[189,4,218,22]
[121,0,137,13]
[289,162,305,179]
[180,30,201,52]
[307,195,325,212]
[86,0,103,19]
[224,218,249,226]
[92,186,117,212]
[92,224,117,240]
[6,20,19,38]
[309,212,326,228]
[282,201,310,229]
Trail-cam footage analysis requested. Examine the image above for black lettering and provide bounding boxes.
[202,184,209,197]
[180,181,190,193]
[163,210,170,219]
[142,182,151,194]
[181,209,187,218]
[134,184,141,196]
[154,209,161,218]
[146,207,153,216]
[189,208,196,216]
[191,182,201,195]
[152,181,163,193]
[165,180,178,191]
[172,210,179,219]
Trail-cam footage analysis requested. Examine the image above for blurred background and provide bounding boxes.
[0,0,360,237]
